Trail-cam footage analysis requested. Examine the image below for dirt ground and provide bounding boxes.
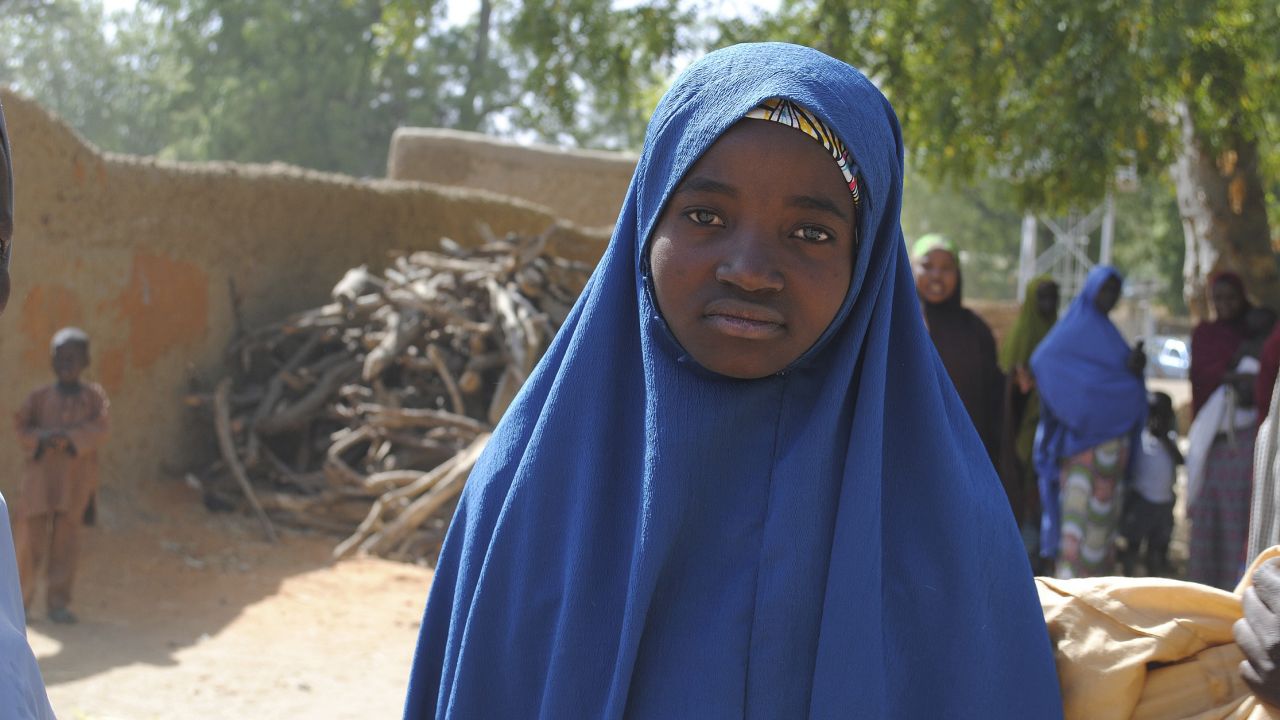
[23,480,433,720]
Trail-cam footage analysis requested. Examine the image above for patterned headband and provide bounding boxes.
[744,98,862,209]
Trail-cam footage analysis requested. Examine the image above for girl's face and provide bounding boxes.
[648,120,856,379]
[914,249,958,305]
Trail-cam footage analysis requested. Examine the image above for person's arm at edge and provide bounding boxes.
[0,492,57,719]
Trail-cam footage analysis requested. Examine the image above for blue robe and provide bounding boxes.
[405,42,1062,719]
[0,492,56,719]
[1031,265,1147,558]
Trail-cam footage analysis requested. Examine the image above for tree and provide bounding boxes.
[2,0,523,176]
[722,0,1280,314]
[138,0,692,167]
[504,0,690,149]
[363,0,518,136]
[0,0,185,156]
[1112,180,1188,313]
[3,1,1256,315]
[146,0,415,175]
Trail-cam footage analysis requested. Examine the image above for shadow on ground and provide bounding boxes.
[27,478,353,686]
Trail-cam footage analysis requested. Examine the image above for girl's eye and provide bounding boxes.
[685,209,724,227]
[794,226,834,244]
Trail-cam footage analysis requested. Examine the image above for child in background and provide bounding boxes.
[13,327,110,624]
[1121,391,1182,577]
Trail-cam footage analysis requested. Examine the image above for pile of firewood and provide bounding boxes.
[185,229,591,563]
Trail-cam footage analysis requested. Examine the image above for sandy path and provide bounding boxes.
[24,482,433,719]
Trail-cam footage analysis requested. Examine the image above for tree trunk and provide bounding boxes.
[1173,102,1277,319]
[457,0,493,131]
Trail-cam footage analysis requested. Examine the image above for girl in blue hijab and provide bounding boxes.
[1031,266,1147,579]
[404,43,1062,719]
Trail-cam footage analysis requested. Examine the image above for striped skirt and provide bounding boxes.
[1189,434,1255,590]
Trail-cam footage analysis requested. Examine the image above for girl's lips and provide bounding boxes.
[702,299,785,340]
[704,314,785,339]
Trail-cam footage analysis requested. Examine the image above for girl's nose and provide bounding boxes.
[715,233,784,293]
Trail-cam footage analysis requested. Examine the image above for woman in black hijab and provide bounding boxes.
[913,233,1004,462]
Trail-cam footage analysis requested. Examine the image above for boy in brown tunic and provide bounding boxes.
[13,328,109,624]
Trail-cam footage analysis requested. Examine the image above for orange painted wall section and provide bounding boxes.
[113,253,210,371]
[20,284,83,369]
[18,255,209,389]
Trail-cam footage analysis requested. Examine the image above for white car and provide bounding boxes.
[1146,335,1190,379]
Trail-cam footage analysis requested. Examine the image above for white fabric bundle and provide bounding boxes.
[1187,356,1260,511]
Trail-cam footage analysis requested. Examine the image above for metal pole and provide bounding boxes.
[1018,212,1037,300]
[1100,192,1116,267]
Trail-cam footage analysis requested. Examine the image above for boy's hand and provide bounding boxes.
[39,431,72,454]
[1235,558,1280,707]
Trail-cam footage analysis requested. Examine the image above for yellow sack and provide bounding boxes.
[1039,547,1280,720]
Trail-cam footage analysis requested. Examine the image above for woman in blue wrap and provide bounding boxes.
[404,43,1062,719]
[1031,266,1147,579]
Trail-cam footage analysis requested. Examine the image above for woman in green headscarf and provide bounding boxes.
[998,275,1060,560]
[913,233,1005,462]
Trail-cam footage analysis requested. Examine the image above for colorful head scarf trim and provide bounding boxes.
[745,98,861,209]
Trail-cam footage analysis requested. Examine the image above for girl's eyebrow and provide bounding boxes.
[786,194,849,222]
[676,175,737,197]
[677,175,850,222]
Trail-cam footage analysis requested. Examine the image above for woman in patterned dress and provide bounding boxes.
[1031,266,1148,578]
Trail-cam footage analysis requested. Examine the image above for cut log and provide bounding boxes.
[213,378,278,543]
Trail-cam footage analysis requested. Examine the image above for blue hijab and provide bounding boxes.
[405,43,1061,719]
[1030,265,1147,556]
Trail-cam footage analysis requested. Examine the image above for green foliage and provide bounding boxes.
[146,0,415,174]
[1111,182,1187,312]
[505,0,690,148]
[1,0,1271,308]
[1,0,687,171]
[0,0,184,155]
[724,0,1279,217]
[720,0,1279,304]
[1,0,513,175]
